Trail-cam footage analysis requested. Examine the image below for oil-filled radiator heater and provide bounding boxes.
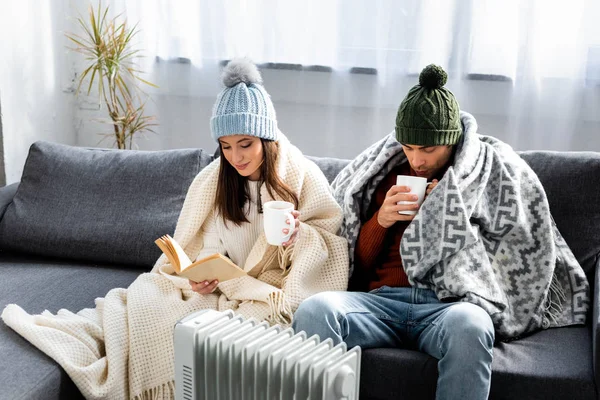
[173,309,361,400]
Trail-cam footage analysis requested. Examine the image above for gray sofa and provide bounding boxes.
[0,140,599,400]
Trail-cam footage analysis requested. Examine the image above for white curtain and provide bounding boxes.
[121,0,600,78]
[73,0,600,155]
[1,0,78,184]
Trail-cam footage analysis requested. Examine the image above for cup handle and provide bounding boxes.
[282,212,294,243]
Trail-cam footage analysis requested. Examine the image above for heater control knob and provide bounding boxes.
[334,365,355,398]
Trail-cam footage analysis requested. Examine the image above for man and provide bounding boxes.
[292,65,589,400]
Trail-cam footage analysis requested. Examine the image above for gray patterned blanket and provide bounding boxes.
[331,112,589,340]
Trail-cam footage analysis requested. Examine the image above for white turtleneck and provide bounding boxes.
[194,180,264,267]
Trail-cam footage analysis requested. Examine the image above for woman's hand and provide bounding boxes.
[282,210,301,247]
[189,279,219,294]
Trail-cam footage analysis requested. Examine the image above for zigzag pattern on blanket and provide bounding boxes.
[334,139,405,278]
[331,112,589,340]
[403,138,589,339]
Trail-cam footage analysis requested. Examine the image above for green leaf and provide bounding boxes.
[65,0,158,149]
[87,67,98,95]
[135,76,159,88]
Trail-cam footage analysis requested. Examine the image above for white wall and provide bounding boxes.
[0,0,77,184]
[75,62,600,159]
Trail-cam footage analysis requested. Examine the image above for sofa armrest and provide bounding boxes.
[0,182,18,221]
[593,254,600,397]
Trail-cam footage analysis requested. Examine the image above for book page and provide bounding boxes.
[168,236,193,271]
[154,235,192,274]
[180,254,247,283]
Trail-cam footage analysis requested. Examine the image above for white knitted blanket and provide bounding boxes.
[1,134,349,399]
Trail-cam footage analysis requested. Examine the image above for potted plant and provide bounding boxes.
[66,1,157,149]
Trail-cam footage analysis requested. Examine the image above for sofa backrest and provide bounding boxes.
[0,183,18,221]
[1,142,597,280]
[306,156,351,184]
[0,141,213,268]
[519,151,600,281]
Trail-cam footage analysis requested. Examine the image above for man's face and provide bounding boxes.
[401,144,454,180]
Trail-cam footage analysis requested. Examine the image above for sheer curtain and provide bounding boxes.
[123,0,600,78]
[89,0,600,155]
[1,0,77,184]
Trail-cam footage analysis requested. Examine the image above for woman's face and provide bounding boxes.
[219,135,264,181]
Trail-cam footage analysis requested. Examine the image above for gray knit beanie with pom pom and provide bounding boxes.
[210,58,278,142]
[395,64,461,146]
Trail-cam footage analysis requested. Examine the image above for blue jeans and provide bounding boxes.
[292,286,494,400]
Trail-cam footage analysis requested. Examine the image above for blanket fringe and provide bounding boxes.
[257,242,293,277]
[277,244,295,289]
[277,244,294,275]
[267,290,293,326]
[257,246,279,277]
[132,380,176,400]
[543,272,566,325]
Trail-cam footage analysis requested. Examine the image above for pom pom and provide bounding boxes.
[222,58,263,88]
[418,64,448,89]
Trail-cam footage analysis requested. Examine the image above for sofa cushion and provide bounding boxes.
[0,252,142,400]
[519,151,600,279]
[0,183,18,220]
[0,141,213,268]
[306,156,350,184]
[359,326,595,400]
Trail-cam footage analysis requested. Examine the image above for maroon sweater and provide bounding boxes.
[354,163,414,291]
[354,162,448,291]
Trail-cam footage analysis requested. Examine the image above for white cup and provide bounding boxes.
[396,175,429,215]
[263,201,295,246]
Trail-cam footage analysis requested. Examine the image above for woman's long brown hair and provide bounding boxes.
[215,139,299,225]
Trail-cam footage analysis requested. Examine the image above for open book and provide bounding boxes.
[154,234,247,283]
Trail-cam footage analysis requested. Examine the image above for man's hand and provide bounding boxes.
[426,179,439,197]
[377,185,420,228]
[189,279,219,294]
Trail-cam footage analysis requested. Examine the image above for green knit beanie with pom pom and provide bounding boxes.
[395,64,461,146]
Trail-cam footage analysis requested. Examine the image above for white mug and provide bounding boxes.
[396,175,429,215]
[263,201,295,245]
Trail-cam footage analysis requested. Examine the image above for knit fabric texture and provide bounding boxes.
[395,64,462,146]
[194,180,264,267]
[210,59,278,141]
[333,112,589,340]
[0,133,349,399]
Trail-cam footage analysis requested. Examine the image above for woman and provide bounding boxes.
[2,59,349,399]
[185,58,305,296]
[153,58,350,324]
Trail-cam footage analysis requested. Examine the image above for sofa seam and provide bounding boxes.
[15,366,65,400]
